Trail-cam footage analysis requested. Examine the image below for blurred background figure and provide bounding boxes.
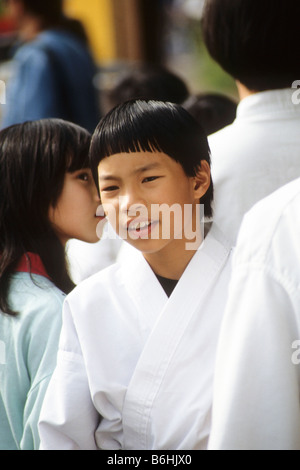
[201,0,300,244]
[1,0,101,131]
[0,0,238,130]
[104,62,190,113]
[183,92,237,135]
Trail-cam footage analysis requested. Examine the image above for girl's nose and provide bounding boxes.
[92,184,101,203]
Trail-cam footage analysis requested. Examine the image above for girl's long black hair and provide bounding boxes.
[0,119,91,316]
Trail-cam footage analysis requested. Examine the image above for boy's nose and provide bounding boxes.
[120,189,145,213]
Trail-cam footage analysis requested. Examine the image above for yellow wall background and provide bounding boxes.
[64,0,117,63]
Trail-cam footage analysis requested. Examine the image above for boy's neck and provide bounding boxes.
[143,237,202,281]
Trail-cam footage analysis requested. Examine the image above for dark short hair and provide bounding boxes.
[183,93,237,135]
[21,0,88,42]
[202,0,300,91]
[22,0,63,24]
[90,99,213,218]
[107,64,190,110]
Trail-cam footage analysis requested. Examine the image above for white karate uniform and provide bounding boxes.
[66,223,123,284]
[209,88,300,244]
[39,224,232,450]
[208,177,300,450]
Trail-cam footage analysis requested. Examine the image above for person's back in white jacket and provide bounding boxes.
[208,177,300,450]
[202,0,300,245]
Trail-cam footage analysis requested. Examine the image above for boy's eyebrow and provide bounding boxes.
[99,162,163,181]
[99,174,121,182]
[134,162,163,174]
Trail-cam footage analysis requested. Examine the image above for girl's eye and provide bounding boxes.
[142,176,159,183]
[77,172,89,181]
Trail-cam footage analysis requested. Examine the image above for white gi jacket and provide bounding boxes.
[66,223,123,284]
[39,224,232,450]
[208,178,300,450]
[209,88,300,244]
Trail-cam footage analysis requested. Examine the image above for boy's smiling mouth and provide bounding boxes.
[128,220,151,231]
[126,219,159,239]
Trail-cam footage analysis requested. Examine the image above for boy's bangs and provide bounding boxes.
[101,136,163,159]
[91,121,165,162]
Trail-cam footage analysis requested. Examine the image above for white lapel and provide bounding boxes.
[122,224,232,449]
[119,245,168,337]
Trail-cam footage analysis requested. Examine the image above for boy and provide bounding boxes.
[39,100,232,450]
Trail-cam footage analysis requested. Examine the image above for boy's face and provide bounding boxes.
[98,151,210,255]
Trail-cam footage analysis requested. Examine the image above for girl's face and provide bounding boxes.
[48,168,104,246]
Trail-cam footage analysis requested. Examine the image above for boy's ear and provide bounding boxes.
[192,160,211,200]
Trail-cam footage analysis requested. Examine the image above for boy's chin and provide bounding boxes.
[124,237,168,255]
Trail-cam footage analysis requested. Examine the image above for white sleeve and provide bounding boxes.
[208,266,300,450]
[38,300,100,450]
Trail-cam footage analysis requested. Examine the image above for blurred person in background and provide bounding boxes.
[201,0,300,244]
[1,0,101,132]
[105,63,190,113]
[183,92,237,136]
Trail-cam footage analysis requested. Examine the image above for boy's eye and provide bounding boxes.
[101,185,119,192]
[142,176,159,183]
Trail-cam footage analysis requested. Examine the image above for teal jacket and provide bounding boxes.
[0,272,65,450]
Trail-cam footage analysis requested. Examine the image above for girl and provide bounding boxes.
[0,118,102,450]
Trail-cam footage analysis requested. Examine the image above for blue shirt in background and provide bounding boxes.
[2,29,101,132]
